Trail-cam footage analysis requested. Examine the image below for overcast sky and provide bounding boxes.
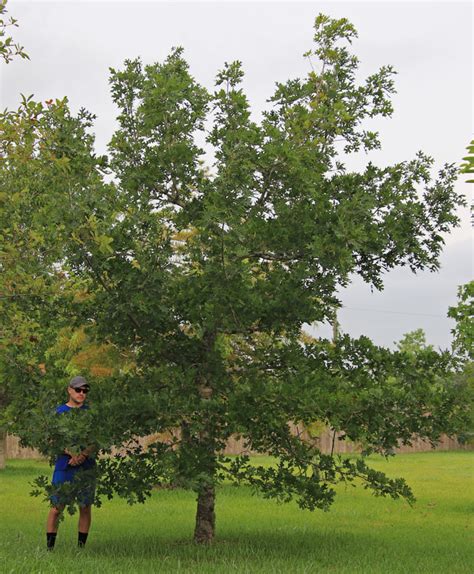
[2,0,472,349]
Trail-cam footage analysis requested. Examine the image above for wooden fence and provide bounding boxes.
[225,423,469,455]
[6,426,471,461]
[6,435,42,460]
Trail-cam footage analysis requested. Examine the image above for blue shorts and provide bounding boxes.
[51,466,96,507]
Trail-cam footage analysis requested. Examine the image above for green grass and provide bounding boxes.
[0,452,472,573]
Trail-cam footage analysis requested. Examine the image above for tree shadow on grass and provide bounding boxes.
[20,522,471,574]
[87,528,394,566]
[47,520,471,573]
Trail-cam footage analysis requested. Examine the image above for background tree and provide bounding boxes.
[450,143,474,441]
[4,15,469,542]
[0,0,29,469]
[447,281,473,444]
[395,328,434,356]
[0,96,72,468]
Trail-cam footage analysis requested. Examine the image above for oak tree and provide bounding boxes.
[3,15,469,541]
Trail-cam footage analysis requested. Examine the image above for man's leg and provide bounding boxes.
[47,468,72,550]
[46,506,63,550]
[78,505,92,547]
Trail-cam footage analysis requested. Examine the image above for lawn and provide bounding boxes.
[0,452,472,573]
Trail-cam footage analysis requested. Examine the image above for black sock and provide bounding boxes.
[46,532,57,550]
[78,531,88,547]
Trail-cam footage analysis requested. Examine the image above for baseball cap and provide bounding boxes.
[69,376,90,390]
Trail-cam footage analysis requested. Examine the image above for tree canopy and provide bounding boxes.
[1,14,469,542]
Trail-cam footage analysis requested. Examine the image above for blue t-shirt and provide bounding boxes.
[54,404,95,471]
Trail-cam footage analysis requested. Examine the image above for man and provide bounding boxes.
[46,375,96,551]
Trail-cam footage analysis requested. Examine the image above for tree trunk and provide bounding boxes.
[194,484,215,544]
[0,429,6,470]
[193,331,217,544]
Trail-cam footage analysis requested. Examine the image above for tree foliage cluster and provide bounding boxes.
[460,140,474,184]
[0,0,28,64]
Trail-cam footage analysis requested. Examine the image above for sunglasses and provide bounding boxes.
[75,387,89,394]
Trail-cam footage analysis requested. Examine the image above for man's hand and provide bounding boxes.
[68,453,87,466]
